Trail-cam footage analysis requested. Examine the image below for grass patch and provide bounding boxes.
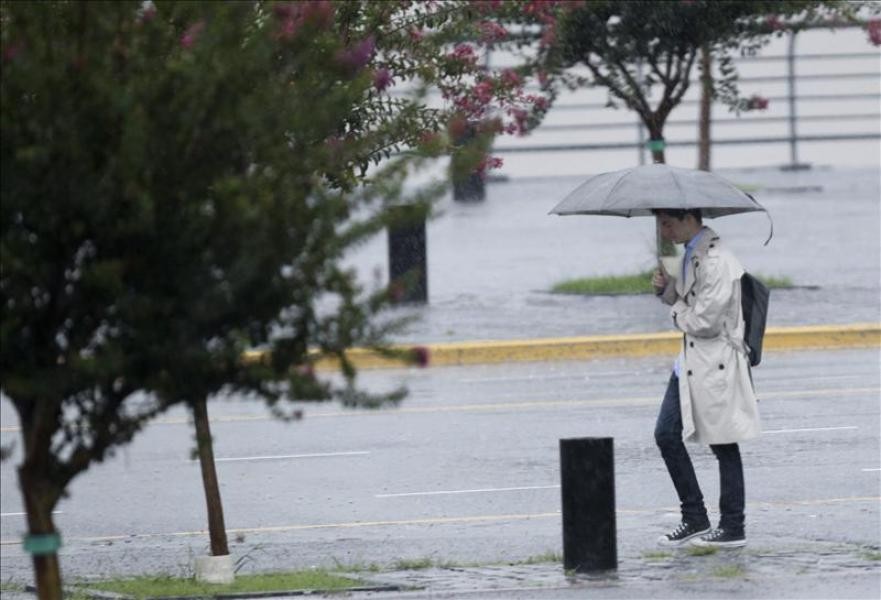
[391,558,435,570]
[516,552,563,565]
[551,271,793,296]
[551,271,655,295]
[333,559,381,573]
[81,571,365,599]
[711,564,746,578]
[641,551,674,561]
[860,550,881,561]
[686,545,718,557]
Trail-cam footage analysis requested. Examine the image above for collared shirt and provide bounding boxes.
[682,227,706,282]
[674,227,707,377]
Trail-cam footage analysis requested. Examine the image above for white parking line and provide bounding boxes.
[376,484,560,499]
[861,468,881,472]
[212,451,370,463]
[1,511,62,518]
[457,370,640,384]
[763,426,858,435]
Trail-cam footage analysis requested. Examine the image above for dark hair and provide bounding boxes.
[652,208,703,223]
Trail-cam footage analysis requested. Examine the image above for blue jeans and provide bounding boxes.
[654,374,745,536]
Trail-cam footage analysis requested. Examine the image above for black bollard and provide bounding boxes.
[387,206,428,304]
[453,170,485,203]
[559,437,617,572]
[451,122,486,202]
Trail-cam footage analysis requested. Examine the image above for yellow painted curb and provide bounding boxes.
[301,322,880,371]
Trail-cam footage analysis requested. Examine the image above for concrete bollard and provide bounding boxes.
[559,437,617,572]
[194,554,235,584]
[387,206,428,304]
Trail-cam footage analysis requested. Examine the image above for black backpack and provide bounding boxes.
[741,273,770,367]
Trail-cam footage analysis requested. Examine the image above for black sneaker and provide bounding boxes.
[691,528,746,548]
[657,521,711,547]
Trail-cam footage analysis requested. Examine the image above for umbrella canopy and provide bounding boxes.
[550,163,769,219]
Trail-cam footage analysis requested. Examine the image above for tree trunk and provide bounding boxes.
[698,45,713,171]
[18,467,63,600]
[192,396,229,557]
[645,125,675,257]
[647,135,666,165]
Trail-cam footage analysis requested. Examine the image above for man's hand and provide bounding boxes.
[652,267,668,295]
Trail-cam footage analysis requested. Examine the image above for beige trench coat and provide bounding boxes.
[659,227,761,445]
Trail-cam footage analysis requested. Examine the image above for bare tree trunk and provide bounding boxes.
[192,396,229,557]
[698,45,713,171]
[648,136,666,165]
[646,127,675,257]
[18,467,63,600]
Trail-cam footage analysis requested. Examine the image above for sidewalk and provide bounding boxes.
[316,323,881,370]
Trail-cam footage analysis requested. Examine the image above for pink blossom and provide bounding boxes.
[472,80,494,105]
[337,36,376,72]
[373,68,393,91]
[765,15,783,31]
[409,28,424,42]
[180,20,206,49]
[530,96,550,111]
[472,0,504,14]
[410,346,430,367]
[746,95,769,110]
[474,155,504,178]
[447,43,478,66]
[479,20,508,43]
[509,107,530,135]
[500,68,522,88]
[868,19,881,46]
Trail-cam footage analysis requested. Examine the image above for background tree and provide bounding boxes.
[0,1,570,597]
[544,0,864,255]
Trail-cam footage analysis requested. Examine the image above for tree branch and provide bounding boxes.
[612,55,652,115]
[584,58,649,120]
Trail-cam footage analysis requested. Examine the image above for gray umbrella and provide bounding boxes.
[550,163,773,243]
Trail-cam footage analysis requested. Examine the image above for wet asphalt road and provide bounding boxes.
[351,166,881,344]
[1,347,879,588]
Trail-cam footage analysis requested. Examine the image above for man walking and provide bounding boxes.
[651,208,761,548]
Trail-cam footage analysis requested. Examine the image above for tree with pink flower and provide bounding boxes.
[545,0,869,165]
[0,2,571,598]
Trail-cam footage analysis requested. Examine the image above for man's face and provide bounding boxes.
[656,214,696,244]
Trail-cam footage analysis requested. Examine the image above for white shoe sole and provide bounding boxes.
[656,527,711,547]
[691,538,747,548]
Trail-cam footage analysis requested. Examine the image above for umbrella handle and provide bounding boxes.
[763,210,774,246]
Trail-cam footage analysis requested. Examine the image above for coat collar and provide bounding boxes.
[677,226,720,298]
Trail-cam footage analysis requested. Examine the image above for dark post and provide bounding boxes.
[452,122,486,202]
[560,437,617,572]
[387,205,428,304]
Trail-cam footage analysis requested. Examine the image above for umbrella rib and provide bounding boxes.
[668,168,688,211]
[601,169,632,215]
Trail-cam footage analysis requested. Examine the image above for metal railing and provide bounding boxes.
[493,29,880,170]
